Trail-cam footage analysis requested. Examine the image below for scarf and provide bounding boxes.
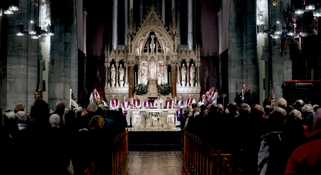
[164,100,172,109]
[92,92,99,100]
[177,100,184,106]
[112,99,119,107]
[122,101,130,109]
[144,101,151,107]
[187,98,194,106]
[133,99,140,107]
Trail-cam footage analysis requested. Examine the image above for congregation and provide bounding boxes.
[1,85,321,175]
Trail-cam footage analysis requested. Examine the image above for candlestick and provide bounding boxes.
[243,84,246,95]
[69,89,72,108]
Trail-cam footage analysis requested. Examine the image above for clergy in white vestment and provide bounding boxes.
[198,94,208,107]
[164,97,173,109]
[109,95,120,111]
[121,96,131,116]
[142,97,153,109]
[186,94,196,107]
[89,88,100,103]
[132,96,141,109]
[211,90,218,104]
[153,94,164,109]
[176,95,185,125]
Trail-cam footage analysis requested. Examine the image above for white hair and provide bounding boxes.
[15,111,27,121]
[5,111,15,120]
[49,114,60,128]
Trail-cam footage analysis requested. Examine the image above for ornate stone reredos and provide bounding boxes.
[131,5,174,56]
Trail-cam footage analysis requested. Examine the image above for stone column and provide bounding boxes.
[124,0,128,45]
[140,0,143,23]
[112,0,118,50]
[116,62,119,87]
[125,63,128,87]
[177,0,180,45]
[177,65,181,87]
[128,64,135,98]
[171,63,177,98]
[196,64,200,87]
[187,0,193,50]
[129,0,133,9]
[186,62,190,87]
[105,63,109,87]
[162,0,165,24]
[164,64,168,83]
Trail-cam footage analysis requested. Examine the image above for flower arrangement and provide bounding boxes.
[135,83,148,95]
[158,83,172,96]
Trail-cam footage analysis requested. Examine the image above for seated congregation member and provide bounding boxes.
[198,94,208,107]
[89,88,100,103]
[186,94,196,107]
[282,109,306,167]
[302,104,314,136]
[132,96,141,109]
[258,107,287,175]
[109,95,120,111]
[143,97,153,109]
[164,97,173,109]
[88,115,111,175]
[154,94,164,109]
[285,107,321,175]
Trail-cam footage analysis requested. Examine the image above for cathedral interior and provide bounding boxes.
[0,0,321,111]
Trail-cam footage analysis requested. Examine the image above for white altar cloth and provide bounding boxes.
[128,108,178,129]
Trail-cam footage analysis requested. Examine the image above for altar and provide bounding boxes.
[103,6,201,103]
[128,108,178,130]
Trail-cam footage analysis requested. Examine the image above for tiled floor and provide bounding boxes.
[118,151,192,175]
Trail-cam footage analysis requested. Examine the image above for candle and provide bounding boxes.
[243,84,246,95]
[69,89,72,108]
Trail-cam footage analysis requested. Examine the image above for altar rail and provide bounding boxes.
[84,129,128,175]
[183,130,238,175]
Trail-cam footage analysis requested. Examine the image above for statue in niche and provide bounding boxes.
[181,63,186,87]
[190,64,195,87]
[150,34,156,54]
[141,71,149,85]
[111,64,116,86]
[149,56,157,79]
[157,72,164,85]
[119,66,124,86]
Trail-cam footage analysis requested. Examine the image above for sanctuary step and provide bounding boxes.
[128,128,183,151]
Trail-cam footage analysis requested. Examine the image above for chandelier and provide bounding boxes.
[15,0,54,39]
[0,0,19,16]
[273,1,320,55]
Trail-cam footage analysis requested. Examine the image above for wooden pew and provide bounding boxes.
[84,129,129,175]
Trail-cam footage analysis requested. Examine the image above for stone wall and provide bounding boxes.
[48,0,78,109]
[228,0,259,103]
[1,0,40,112]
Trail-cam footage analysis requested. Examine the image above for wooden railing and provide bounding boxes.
[183,130,234,175]
[84,129,128,175]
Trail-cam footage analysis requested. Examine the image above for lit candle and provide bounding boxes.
[69,89,72,108]
[243,84,246,95]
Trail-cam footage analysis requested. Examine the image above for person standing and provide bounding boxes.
[109,95,120,111]
[89,88,100,103]
[154,94,164,109]
[132,96,141,109]
[186,94,196,108]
